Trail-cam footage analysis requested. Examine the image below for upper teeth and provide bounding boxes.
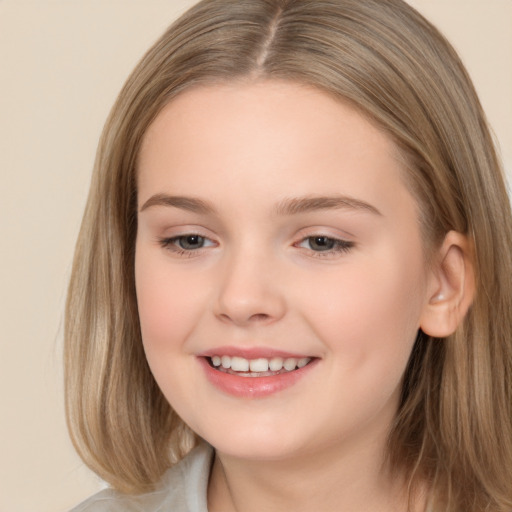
[210,355,311,372]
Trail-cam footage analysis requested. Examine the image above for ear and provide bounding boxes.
[419,231,475,338]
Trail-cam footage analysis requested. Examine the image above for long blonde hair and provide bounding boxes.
[65,0,512,509]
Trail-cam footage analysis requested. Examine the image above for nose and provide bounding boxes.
[213,247,286,327]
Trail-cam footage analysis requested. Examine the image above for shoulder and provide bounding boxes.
[69,443,214,512]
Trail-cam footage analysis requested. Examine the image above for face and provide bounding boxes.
[135,81,435,464]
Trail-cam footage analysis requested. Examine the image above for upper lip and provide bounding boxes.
[197,346,315,360]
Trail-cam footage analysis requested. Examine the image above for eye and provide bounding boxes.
[158,233,216,254]
[306,236,336,251]
[175,234,207,250]
[297,235,354,255]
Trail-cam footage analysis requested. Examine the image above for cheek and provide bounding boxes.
[135,248,206,355]
[134,248,212,409]
[303,250,426,373]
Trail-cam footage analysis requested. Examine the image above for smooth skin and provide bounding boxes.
[135,81,474,512]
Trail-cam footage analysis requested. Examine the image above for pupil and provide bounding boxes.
[180,235,203,249]
[310,236,334,251]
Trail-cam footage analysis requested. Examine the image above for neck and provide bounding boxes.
[207,428,414,512]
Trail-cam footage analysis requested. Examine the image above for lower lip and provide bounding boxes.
[198,357,318,398]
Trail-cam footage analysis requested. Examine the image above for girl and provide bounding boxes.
[65,1,512,511]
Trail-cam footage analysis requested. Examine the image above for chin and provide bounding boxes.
[197,416,314,462]
[213,437,302,462]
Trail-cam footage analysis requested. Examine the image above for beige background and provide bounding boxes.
[0,1,510,511]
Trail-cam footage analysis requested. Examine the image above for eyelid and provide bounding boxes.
[156,230,218,256]
[297,236,353,251]
[293,229,355,258]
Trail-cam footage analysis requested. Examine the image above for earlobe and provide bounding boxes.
[419,231,475,338]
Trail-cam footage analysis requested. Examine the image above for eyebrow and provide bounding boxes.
[140,194,216,214]
[140,193,381,216]
[274,195,382,216]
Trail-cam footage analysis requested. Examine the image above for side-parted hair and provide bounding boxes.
[65,1,512,510]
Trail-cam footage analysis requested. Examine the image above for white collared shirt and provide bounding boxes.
[70,443,213,512]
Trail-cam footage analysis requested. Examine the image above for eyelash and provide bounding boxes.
[157,234,354,258]
[158,234,215,257]
[295,236,354,257]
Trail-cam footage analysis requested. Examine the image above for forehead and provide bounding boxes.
[137,80,416,221]
[140,80,397,163]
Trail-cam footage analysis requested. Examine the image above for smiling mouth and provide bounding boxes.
[207,355,313,377]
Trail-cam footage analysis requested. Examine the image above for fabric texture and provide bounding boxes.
[69,443,213,512]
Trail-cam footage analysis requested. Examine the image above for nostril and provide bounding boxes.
[250,313,270,322]
[218,312,271,324]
